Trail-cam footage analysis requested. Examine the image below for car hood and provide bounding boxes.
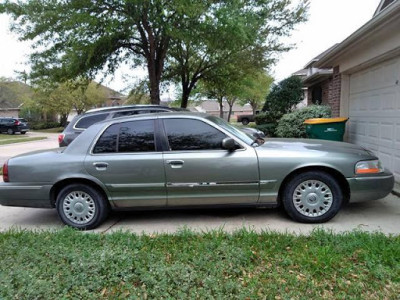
[256,138,375,158]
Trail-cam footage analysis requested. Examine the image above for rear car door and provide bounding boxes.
[84,119,166,208]
[161,117,260,206]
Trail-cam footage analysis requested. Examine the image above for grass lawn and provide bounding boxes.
[0,135,47,146]
[0,229,399,299]
[32,127,64,133]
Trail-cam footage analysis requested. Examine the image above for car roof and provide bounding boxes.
[85,105,178,114]
[96,111,210,125]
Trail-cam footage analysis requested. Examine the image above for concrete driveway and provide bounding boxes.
[0,133,399,235]
[0,131,59,166]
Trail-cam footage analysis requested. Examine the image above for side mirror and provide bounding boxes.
[222,137,236,151]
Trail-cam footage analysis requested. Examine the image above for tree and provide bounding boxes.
[1,0,212,104]
[25,79,109,125]
[166,0,308,107]
[239,72,274,115]
[262,75,304,114]
[124,80,151,105]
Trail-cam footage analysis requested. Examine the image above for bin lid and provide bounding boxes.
[304,117,349,125]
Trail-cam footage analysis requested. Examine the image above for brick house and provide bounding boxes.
[295,0,400,183]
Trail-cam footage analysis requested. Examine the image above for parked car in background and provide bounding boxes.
[237,110,260,125]
[0,117,29,135]
[58,105,187,146]
[0,112,394,229]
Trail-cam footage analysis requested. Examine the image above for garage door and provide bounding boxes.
[348,57,400,183]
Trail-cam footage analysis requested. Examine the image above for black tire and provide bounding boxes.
[56,183,109,230]
[7,128,14,135]
[241,118,249,125]
[282,171,343,223]
[21,131,26,134]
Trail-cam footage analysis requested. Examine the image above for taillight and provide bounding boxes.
[58,134,65,145]
[14,120,21,125]
[2,160,9,182]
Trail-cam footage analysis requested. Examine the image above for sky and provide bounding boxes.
[0,0,381,94]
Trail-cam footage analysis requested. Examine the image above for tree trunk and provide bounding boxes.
[147,62,161,105]
[218,96,224,118]
[59,113,68,127]
[181,89,190,108]
[227,103,233,122]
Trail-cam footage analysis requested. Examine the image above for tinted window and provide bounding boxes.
[93,124,119,154]
[112,111,139,118]
[75,113,108,129]
[118,120,155,152]
[93,120,155,153]
[163,119,227,151]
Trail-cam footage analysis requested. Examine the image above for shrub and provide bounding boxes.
[30,121,61,130]
[276,105,332,138]
[254,111,283,125]
[256,123,277,136]
[262,75,304,114]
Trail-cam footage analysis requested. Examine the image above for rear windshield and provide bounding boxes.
[75,113,108,129]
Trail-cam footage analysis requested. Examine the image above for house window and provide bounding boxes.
[311,86,322,105]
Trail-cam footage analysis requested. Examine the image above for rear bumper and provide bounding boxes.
[347,172,395,202]
[0,182,53,208]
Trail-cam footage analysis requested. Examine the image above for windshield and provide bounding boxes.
[207,115,255,145]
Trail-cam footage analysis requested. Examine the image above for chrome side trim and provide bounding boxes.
[260,180,277,185]
[109,183,165,188]
[166,182,259,188]
[353,175,394,181]
[0,186,43,190]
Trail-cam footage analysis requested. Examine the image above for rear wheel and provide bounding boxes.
[282,171,343,223]
[7,128,14,135]
[21,131,26,134]
[241,118,249,125]
[56,184,109,230]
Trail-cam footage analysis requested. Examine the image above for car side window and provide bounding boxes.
[112,111,139,118]
[75,113,108,129]
[118,120,155,152]
[93,120,156,154]
[93,124,119,153]
[163,119,227,151]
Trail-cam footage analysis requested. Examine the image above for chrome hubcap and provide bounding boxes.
[292,180,333,217]
[63,191,96,225]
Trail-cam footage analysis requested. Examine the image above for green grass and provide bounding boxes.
[0,228,399,299]
[0,136,46,146]
[32,127,64,133]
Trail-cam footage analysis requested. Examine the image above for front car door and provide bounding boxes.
[160,117,260,206]
[84,119,166,208]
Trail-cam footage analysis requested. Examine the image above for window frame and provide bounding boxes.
[159,117,246,153]
[90,119,160,155]
[73,112,110,130]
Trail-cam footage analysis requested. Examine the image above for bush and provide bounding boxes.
[262,75,304,114]
[276,105,332,138]
[256,123,277,136]
[30,121,61,130]
[254,111,283,125]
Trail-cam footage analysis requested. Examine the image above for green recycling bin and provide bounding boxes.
[304,118,348,141]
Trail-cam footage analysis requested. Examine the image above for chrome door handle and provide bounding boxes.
[93,162,109,170]
[166,160,184,168]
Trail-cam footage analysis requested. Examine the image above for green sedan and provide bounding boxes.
[0,113,394,229]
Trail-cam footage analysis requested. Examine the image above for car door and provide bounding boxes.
[84,119,166,208]
[161,117,260,206]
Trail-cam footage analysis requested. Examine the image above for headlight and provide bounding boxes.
[355,160,384,174]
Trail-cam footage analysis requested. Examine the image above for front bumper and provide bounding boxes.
[347,171,395,202]
[0,182,53,208]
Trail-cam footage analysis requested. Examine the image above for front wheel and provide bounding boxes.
[56,184,109,230]
[282,171,343,223]
[7,128,14,135]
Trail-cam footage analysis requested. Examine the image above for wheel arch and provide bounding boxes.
[50,177,110,208]
[277,165,350,206]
